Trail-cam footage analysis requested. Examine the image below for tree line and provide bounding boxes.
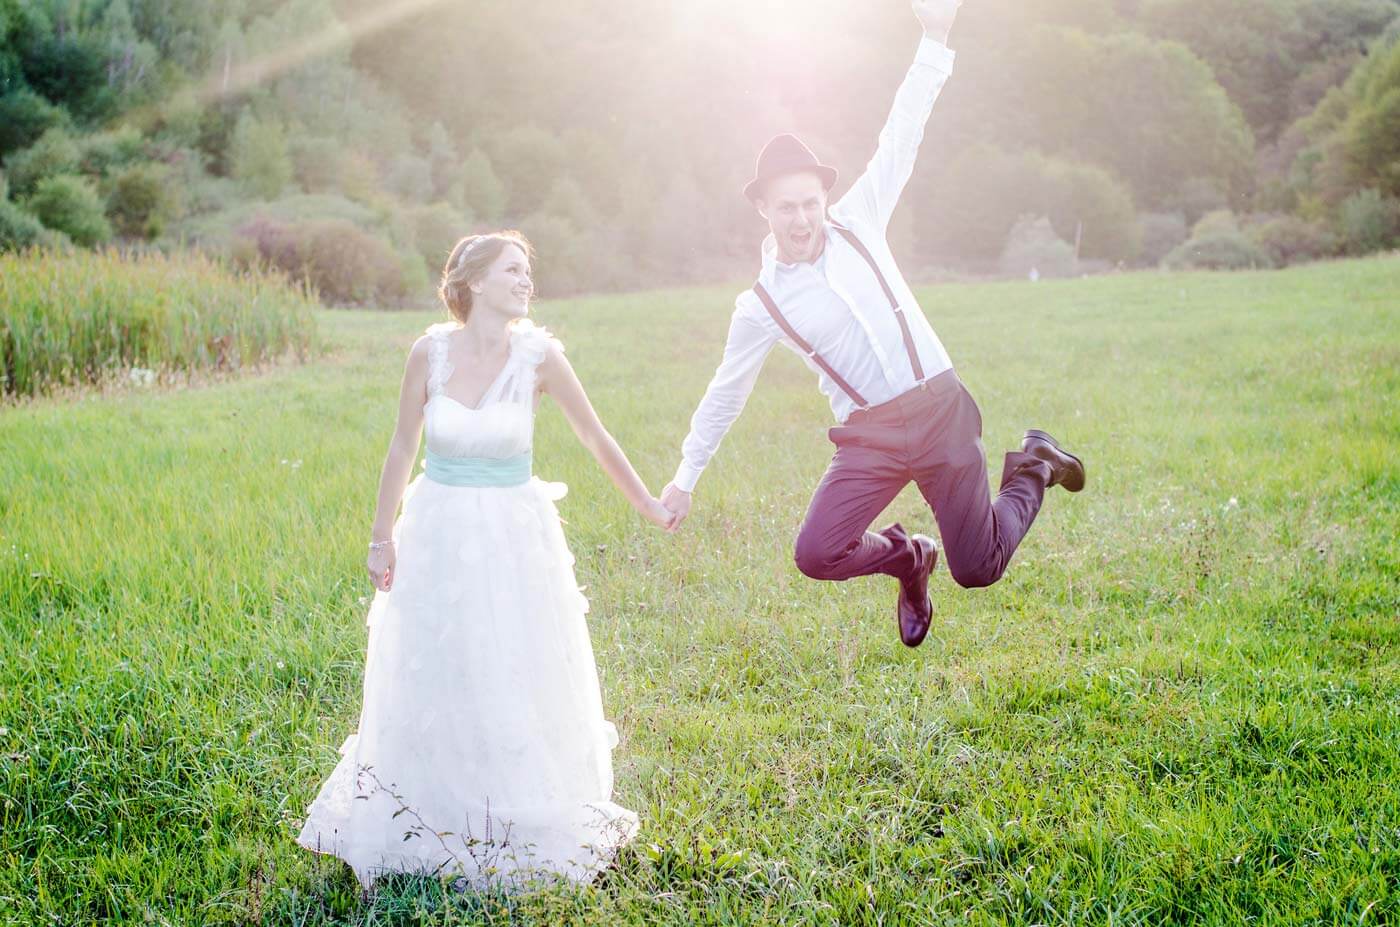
[2,0,1399,301]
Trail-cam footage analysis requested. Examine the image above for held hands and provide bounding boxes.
[660,483,692,533]
[913,0,962,42]
[367,541,395,591]
[643,496,680,532]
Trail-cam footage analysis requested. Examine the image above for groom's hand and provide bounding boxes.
[913,0,962,43]
[660,483,691,533]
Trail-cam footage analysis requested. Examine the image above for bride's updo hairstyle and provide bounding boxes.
[438,230,535,324]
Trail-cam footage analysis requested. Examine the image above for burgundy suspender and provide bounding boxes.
[752,225,924,409]
[754,280,871,409]
[832,225,925,382]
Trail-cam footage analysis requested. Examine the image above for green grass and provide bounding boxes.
[0,249,321,399]
[1,257,1398,925]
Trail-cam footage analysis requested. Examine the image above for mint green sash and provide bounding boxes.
[424,449,532,487]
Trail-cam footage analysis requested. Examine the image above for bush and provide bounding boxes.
[451,149,507,223]
[175,193,381,252]
[2,127,81,197]
[385,153,434,203]
[0,248,320,398]
[337,152,381,204]
[1169,177,1230,226]
[1040,160,1142,263]
[522,210,593,296]
[1139,212,1189,266]
[1191,209,1242,237]
[926,144,1140,263]
[229,113,293,200]
[406,201,472,275]
[0,88,70,158]
[1165,230,1274,270]
[999,216,1078,279]
[79,126,147,176]
[106,162,179,239]
[290,137,343,194]
[1245,214,1337,266]
[1337,188,1400,254]
[0,199,68,252]
[26,175,112,246]
[234,215,408,306]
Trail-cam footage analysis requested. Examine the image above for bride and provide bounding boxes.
[296,230,674,891]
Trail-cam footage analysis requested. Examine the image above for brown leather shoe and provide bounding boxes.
[1022,429,1086,492]
[897,535,938,648]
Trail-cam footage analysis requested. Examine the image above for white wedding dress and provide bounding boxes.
[296,319,638,891]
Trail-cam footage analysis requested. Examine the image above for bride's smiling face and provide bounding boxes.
[471,243,534,320]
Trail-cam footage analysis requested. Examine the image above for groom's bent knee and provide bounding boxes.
[948,558,1002,589]
[793,535,840,580]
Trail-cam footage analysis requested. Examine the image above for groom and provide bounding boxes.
[660,0,1086,647]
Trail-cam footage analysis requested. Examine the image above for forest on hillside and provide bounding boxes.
[2,0,1399,300]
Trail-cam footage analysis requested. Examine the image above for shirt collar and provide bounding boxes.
[758,222,836,286]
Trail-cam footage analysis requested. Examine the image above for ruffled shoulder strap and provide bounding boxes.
[509,318,562,367]
[423,321,458,399]
[497,319,562,404]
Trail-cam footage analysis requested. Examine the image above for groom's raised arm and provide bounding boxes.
[669,296,777,497]
[832,1,959,233]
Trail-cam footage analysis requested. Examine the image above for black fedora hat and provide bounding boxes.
[743,134,839,203]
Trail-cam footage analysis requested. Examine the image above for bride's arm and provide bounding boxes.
[366,337,430,589]
[538,343,676,530]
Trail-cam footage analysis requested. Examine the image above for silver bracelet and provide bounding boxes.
[368,540,393,550]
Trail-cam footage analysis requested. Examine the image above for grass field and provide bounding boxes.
[2,257,1398,925]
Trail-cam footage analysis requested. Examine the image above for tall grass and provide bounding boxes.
[0,248,321,399]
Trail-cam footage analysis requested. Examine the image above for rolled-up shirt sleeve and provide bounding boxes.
[672,297,776,493]
[834,36,956,232]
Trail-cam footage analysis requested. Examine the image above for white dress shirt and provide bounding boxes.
[673,36,958,494]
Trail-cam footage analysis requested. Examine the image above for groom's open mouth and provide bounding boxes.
[791,230,812,249]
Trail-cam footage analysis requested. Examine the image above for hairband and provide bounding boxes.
[456,236,488,270]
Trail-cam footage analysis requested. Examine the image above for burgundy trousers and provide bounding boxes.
[793,369,1052,588]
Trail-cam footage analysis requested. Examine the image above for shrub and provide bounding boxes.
[385,153,434,203]
[229,113,292,200]
[521,210,593,296]
[3,127,81,197]
[999,216,1078,279]
[1139,212,1189,266]
[1040,159,1142,263]
[406,201,472,274]
[451,149,507,223]
[106,162,179,239]
[298,219,409,305]
[337,152,381,204]
[26,175,112,246]
[0,199,68,251]
[1244,214,1337,266]
[234,215,407,306]
[0,88,69,158]
[1169,177,1230,225]
[79,126,147,175]
[1337,188,1400,254]
[1165,230,1274,270]
[175,193,381,252]
[0,249,319,398]
[290,137,344,194]
[926,144,1140,263]
[1191,209,1241,237]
